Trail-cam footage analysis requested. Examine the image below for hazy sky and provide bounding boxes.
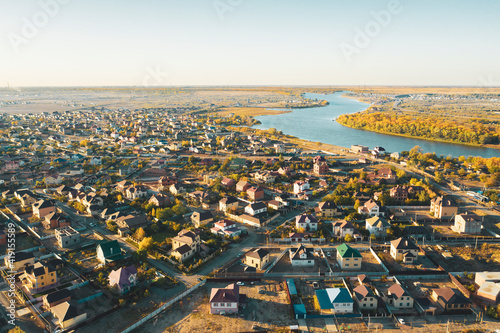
[1,0,499,87]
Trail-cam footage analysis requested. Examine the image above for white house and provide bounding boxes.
[210,220,242,238]
[295,214,318,232]
[358,199,380,217]
[244,202,267,216]
[365,216,391,236]
[293,180,310,194]
[315,288,354,314]
[289,244,315,266]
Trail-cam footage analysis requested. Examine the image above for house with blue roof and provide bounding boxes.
[315,288,353,314]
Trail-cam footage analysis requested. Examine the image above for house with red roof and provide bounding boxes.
[210,283,246,314]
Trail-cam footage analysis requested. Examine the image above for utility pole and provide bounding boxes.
[475,236,478,249]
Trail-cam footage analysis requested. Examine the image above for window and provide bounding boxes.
[407,303,410,306]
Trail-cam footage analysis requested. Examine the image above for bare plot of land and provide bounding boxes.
[433,244,500,272]
[133,281,295,333]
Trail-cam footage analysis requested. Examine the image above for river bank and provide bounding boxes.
[251,92,500,158]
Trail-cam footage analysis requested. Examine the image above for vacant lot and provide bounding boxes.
[440,243,500,272]
[134,281,294,333]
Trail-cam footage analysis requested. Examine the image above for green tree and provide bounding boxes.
[134,227,146,240]
[139,237,154,251]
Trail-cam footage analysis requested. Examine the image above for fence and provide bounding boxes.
[78,292,103,304]
[369,247,389,273]
[120,279,206,333]
[68,280,90,290]
[264,248,289,274]
[449,272,471,298]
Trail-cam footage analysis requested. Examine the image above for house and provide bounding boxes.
[236,180,251,193]
[245,248,270,270]
[332,220,355,239]
[125,185,148,200]
[454,212,482,234]
[171,229,200,262]
[109,265,138,294]
[477,282,500,305]
[275,194,291,207]
[369,168,397,184]
[315,288,354,314]
[219,196,239,213]
[430,196,458,219]
[390,185,409,201]
[336,243,362,270]
[316,201,342,218]
[386,284,414,309]
[245,202,267,216]
[32,199,56,219]
[289,244,315,266]
[431,288,471,311]
[475,272,500,304]
[51,301,87,329]
[43,289,71,309]
[390,237,419,263]
[210,283,246,314]
[45,175,64,185]
[4,251,35,271]
[353,284,377,310]
[171,244,197,262]
[314,160,329,176]
[239,214,262,228]
[43,212,70,229]
[351,145,369,154]
[55,227,80,248]
[288,232,310,243]
[267,199,284,211]
[254,171,276,184]
[210,220,242,238]
[293,181,310,194]
[148,193,170,207]
[295,214,318,232]
[96,240,123,264]
[247,186,264,201]
[21,262,57,293]
[116,214,150,229]
[358,199,380,217]
[221,177,236,189]
[365,216,391,236]
[191,210,214,227]
[169,183,185,195]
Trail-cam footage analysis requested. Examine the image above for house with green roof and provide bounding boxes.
[97,240,123,264]
[336,243,362,270]
[315,288,353,314]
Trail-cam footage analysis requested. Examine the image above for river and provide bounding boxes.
[252,92,500,158]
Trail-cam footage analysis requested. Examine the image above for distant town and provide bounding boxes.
[1,87,500,333]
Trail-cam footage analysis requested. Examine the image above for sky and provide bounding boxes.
[0,0,499,87]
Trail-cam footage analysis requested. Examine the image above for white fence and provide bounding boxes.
[120,279,206,333]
